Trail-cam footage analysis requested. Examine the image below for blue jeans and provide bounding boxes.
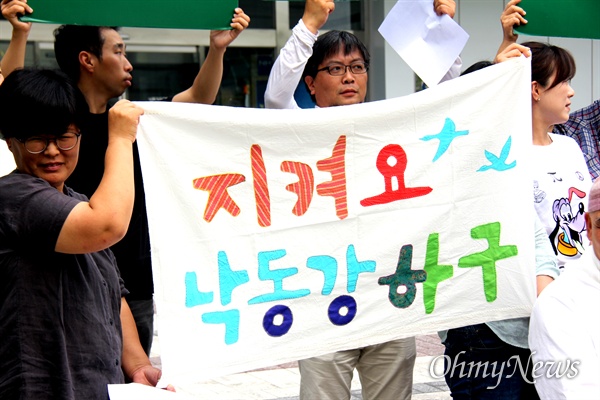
[443,324,539,400]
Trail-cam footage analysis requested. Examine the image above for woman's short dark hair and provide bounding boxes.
[522,41,576,89]
[0,68,82,141]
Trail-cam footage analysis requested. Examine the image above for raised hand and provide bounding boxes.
[302,0,335,34]
[108,100,144,144]
[209,8,250,51]
[501,0,527,44]
[494,42,531,64]
[433,0,456,19]
[1,0,33,34]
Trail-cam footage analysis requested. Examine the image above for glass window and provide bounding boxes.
[126,50,200,101]
[36,46,60,69]
[212,47,274,108]
[239,0,275,29]
[288,1,363,30]
[126,47,275,108]
[0,41,45,69]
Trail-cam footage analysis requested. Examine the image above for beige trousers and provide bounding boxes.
[298,337,416,400]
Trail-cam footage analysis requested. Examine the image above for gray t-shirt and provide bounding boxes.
[0,171,128,399]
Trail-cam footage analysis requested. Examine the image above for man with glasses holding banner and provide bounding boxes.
[264,0,460,399]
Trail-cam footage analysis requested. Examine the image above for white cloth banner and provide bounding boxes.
[137,57,535,384]
[0,144,16,177]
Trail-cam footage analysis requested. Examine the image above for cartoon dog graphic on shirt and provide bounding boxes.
[549,187,587,258]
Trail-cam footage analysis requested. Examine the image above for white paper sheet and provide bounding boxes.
[378,0,469,87]
[108,383,193,400]
[0,143,16,177]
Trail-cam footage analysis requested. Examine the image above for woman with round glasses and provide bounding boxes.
[18,131,81,153]
[0,68,166,398]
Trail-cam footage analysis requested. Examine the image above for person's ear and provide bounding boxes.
[5,138,14,151]
[79,51,96,73]
[531,81,542,102]
[585,212,592,243]
[304,75,316,95]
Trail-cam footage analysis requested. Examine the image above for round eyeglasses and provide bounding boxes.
[317,61,369,76]
[17,132,81,154]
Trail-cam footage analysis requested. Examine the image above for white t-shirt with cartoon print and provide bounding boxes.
[532,133,593,268]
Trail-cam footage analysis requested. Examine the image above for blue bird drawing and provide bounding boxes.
[420,117,469,162]
[477,136,516,172]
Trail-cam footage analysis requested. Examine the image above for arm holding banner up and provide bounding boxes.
[493,42,530,64]
[172,8,250,104]
[496,0,527,58]
[56,100,143,253]
[0,0,32,79]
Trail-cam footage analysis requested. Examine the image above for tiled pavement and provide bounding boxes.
[150,331,451,399]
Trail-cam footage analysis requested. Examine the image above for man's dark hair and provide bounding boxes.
[302,30,370,102]
[0,68,82,140]
[460,60,493,76]
[53,25,117,82]
[522,41,576,89]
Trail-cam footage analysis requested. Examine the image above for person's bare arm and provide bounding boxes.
[536,275,554,296]
[496,0,527,56]
[55,100,143,254]
[0,0,32,77]
[172,8,250,104]
[120,298,174,389]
